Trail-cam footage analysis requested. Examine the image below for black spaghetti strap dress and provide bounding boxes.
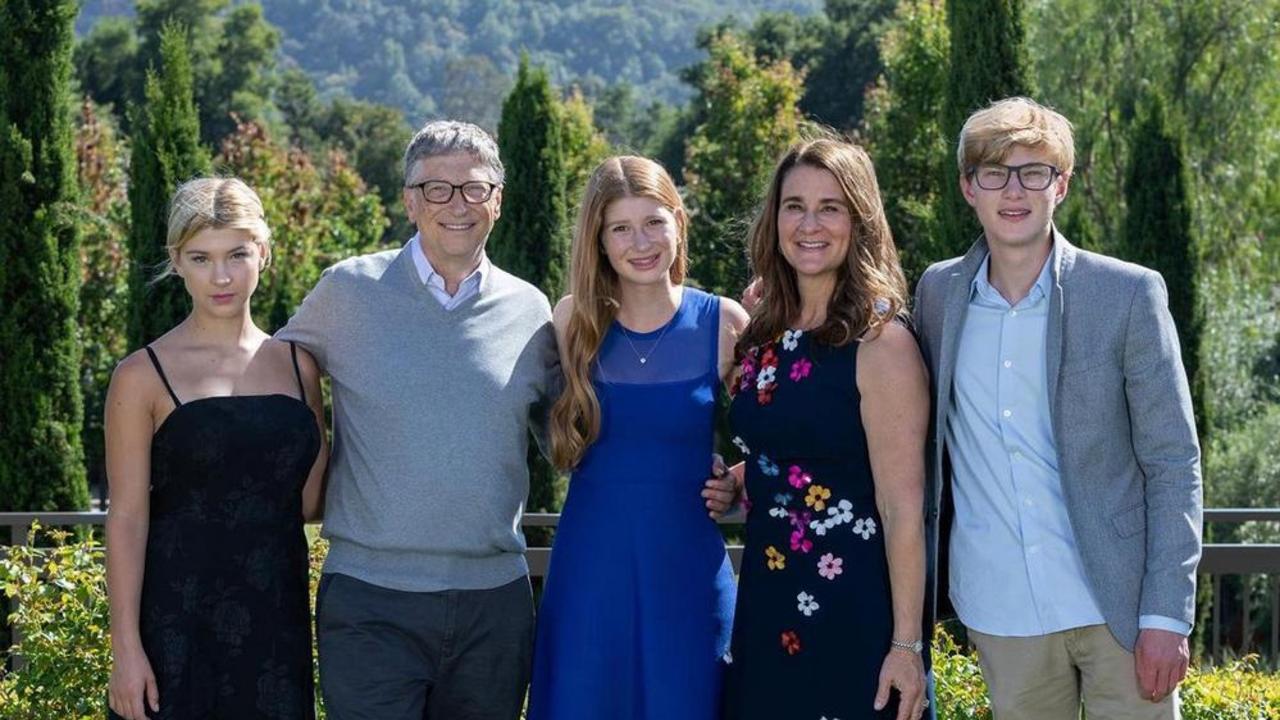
[109,343,321,720]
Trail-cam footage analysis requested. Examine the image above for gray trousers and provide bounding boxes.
[316,573,534,720]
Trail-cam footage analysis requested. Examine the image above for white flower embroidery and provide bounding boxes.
[722,650,734,665]
[769,506,789,519]
[852,517,878,540]
[826,499,854,526]
[782,329,803,351]
[756,365,777,389]
[732,435,750,455]
[809,517,832,536]
[797,591,820,616]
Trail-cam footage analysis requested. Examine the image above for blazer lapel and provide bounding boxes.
[1045,229,1076,418]
[936,238,989,437]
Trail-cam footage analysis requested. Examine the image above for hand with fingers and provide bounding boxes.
[1135,628,1189,703]
[108,641,159,720]
[702,453,744,519]
[875,644,927,720]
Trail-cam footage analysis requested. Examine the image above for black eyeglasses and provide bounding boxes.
[406,180,500,204]
[966,162,1061,191]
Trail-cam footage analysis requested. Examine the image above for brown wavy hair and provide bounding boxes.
[550,156,689,470]
[737,135,908,356]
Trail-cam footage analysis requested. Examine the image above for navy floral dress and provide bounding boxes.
[724,329,897,720]
[109,345,320,720]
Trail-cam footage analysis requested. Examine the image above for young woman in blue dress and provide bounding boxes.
[527,155,745,720]
[105,178,328,720]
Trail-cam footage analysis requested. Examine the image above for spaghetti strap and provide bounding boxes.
[289,342,307,404]
[144,346,182,407]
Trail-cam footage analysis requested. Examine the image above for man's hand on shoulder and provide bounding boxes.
[1134,628,1189,702]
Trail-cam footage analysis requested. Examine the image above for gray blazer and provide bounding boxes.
[913,230,1203,651]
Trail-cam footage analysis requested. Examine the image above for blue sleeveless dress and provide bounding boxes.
[528,287,735,720]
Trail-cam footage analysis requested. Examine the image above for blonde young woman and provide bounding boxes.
[527,156,747,720]
[105,178,327,720]
[722,138,930,720]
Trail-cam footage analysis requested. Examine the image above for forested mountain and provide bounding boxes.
[77,0,821,125]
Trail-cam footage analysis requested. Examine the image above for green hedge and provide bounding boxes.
[3,524,1278,719]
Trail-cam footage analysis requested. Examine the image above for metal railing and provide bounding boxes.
[3,509,1278,665]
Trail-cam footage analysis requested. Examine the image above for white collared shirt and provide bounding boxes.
[408,235,488,310]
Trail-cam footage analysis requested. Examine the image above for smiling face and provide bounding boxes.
[403,152,502,268]
[962,144,1069,252]
[172,227,264,318]
[776,164,853,281]
[600,195,682,288]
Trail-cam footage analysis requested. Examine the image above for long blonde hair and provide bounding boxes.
[550,156,688,470]
[737,135,908,354]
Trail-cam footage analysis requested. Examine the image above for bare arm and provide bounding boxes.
[717,297,749,382]
[296,348,330,522]
[859,322,929,719]
[104,354,162,719]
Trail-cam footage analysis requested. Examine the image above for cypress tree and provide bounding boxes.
[491,56,571,532]
[0,0,90,510]
[939,0,1035,257]
[1121,97,1201,431]
[126,22,212,350]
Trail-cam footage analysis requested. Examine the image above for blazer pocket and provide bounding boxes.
[1111,502,1147,538]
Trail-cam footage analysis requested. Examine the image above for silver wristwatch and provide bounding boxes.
[890,638,923,654]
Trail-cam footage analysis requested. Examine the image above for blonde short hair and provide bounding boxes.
[957,97,1075,175]
[158,177,271,280]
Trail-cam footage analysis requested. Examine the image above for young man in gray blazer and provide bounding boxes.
[913,97,1202,719]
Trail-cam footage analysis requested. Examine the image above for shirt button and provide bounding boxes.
[1009,309,1019,317]
[1024,498,1034,507]
[1012,450,1022,460]
[1003,360,1013,368]
[1002,409,1012,418]
[1028,545,1040,554]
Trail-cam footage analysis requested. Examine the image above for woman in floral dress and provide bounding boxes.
[723,137,930,720]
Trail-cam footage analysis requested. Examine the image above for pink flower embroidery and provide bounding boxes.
[789,357,812,382]
[817,553,844,580]
[789,528,813,554]
[788,465,812,489]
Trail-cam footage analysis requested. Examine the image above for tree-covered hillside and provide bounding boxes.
[77,0,821,124]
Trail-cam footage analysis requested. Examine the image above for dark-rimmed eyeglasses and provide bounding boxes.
[406,180,500,204]
[966,162,1061,191]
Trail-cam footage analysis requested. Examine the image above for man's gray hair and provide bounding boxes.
[402,120,505,185]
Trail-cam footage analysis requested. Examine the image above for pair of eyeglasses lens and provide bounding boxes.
[417,181,495,204]
[971,163,1057,191]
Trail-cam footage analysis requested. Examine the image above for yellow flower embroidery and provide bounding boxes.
[805,484,832,512]
[765,545,787,571]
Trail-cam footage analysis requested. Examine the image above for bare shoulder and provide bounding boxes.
[109,349,163,407]
[857,322,926,386]
[552,294,575,333]
[718,296,749,334]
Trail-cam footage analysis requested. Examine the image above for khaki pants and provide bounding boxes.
[969,625,1179,720]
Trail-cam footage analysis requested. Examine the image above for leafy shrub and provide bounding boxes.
[2,525,1278,719]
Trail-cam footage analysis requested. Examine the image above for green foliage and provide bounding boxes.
[938,0,1035,257]
[125,22,212,350]
[492,57,575,528]
[1204,405,1280,541]
[560,89,611,207]
[255,0,822,124]
[684,32,803,296]
[77,0,282,145]
[863,0,950,285]
[0,0,90,512]
[216,119,389,333]
[0,523,110,719]
[73,99,131,497]
[1120,98,1201,430]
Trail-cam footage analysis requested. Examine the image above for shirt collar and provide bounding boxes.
[971,242,1057,309]
[407,234,489,294]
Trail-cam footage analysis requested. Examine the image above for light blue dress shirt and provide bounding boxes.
[408,235,487,310]
[946,248,1189,638]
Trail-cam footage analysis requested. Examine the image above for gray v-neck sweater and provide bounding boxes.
[278,246,558,591]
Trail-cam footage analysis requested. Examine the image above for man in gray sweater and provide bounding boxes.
[278,120,559,720]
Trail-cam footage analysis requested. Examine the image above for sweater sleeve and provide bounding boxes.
[275,266,342,372]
